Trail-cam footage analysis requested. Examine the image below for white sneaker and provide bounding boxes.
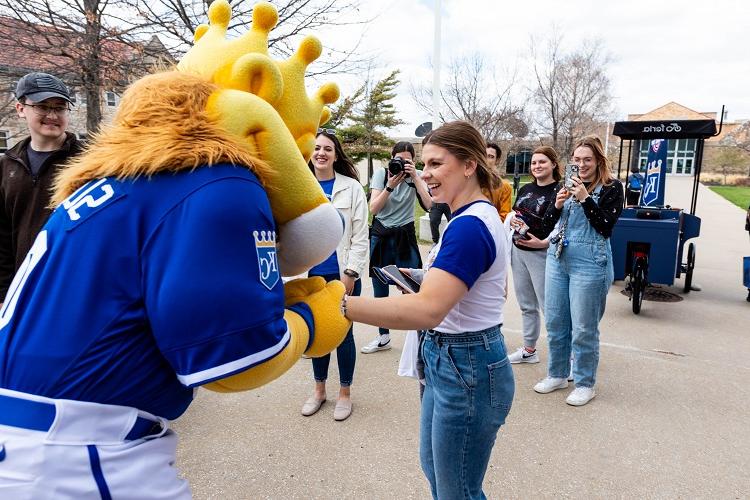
[508,347,539,364]
[566,387,596,406]
[361,337,392,354]
[533,377,568,394]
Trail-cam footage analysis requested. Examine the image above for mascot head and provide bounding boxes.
[55,0,345,276]
[178,0,340,162]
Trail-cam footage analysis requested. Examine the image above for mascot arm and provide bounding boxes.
[203,277,351,392]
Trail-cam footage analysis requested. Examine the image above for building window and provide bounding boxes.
[0,130,9,153]
[636,138,697,175]
[105,91,117,107]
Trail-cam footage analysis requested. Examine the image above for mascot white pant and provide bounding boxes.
[0,388,190,500]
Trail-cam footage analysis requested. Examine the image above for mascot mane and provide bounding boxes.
[51,71,270,204]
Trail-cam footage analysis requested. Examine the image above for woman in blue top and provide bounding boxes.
[346,121,514,500]
[302,129,369,421]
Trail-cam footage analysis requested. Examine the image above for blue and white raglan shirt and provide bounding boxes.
[0,164,307,420]
[425,200,508,334]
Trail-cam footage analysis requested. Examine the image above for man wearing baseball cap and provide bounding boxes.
[0,72,81,302]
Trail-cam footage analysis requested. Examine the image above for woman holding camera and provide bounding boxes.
[346,121,514,499]
[362,141,432,354]
[301,129,369,421]
[507,146,562,365]
[534,136,623,406]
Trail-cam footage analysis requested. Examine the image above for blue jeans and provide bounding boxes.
[544,241,613,388]
[420,326,514,500]
[309,273,361,386]
[370,232,422,336]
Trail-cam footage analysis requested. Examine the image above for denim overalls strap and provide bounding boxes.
[554,185,605,258]
[565,184,604,243]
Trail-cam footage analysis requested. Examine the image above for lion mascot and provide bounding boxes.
[0,1,350,498]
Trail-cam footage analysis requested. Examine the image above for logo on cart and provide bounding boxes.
[642,122,682,134]
[642,138,667,207]
[254,230,279,290]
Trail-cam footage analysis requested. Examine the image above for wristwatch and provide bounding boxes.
[343,269,359,279]
[385,186,394,193]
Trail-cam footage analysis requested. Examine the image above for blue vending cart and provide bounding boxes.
[611,116,722,314]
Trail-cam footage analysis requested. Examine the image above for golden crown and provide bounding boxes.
[177,0,339,159]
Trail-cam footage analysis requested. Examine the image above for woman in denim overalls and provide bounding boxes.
[534,136,624,406]
[345,121,514,499]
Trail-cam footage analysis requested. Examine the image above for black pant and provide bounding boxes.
[625,189,641,206]
[429,203,452,243]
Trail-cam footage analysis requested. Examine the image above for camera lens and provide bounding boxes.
[388,157,405,176]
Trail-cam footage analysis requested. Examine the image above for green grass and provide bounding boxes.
[709,186,750,209]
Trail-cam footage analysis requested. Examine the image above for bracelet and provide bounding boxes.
[340,293,348,317]
[343,269,359,279]
[385,186,394,193]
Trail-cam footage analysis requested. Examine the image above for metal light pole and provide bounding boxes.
[432,0,442,130]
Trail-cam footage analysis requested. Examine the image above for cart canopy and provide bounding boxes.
[613,119,716,140]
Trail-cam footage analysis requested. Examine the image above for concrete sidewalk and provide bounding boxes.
[173,177,750,499]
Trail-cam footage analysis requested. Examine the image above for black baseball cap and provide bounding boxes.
[15,72,73,104]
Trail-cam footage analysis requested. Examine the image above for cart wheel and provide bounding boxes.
[632,257,646,314]
[683,242,696,293]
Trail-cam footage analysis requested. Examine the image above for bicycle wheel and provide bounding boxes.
[683,243,695,293]
[632,257,646,314]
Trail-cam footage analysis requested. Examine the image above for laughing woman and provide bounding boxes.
[302,129,369,421]
[507,146,562,365]
[345,121,514,499]
[534,136,623,406]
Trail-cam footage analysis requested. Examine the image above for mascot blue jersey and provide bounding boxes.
[0,164,293,420]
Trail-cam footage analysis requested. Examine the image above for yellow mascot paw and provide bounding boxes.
[284,277,351,358]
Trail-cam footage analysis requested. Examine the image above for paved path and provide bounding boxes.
[173,177,750,499]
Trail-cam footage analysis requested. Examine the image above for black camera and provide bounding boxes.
[388,157,408,176]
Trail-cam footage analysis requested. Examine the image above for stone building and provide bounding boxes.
[0,16,171,152]
[617,102,749,176]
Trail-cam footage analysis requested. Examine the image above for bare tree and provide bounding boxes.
[722,121,750,153]
[411,53,526,141]
[120,0,371,75]
[530,33,613,158]
[714,146,748,182]
[0,92,17,132]
[0,0,372,134]
[0,1,167,133]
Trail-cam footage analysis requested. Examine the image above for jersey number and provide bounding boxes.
[0,231,47,330]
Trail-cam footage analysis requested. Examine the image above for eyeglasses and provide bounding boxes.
[317,128,336,135]
[23,103,71,117]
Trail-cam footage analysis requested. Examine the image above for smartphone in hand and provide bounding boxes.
[374,265,421,293]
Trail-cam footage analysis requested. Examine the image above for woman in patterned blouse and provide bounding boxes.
[534,136,623,406]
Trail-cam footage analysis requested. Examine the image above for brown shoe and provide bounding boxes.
[301,397,326,416]
[333,399,353,421]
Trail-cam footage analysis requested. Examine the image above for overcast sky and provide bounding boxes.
[310,0,749,137]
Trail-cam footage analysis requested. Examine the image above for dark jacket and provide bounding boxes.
[0,132,81,298]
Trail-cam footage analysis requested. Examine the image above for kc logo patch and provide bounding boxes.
[254,230,279,290]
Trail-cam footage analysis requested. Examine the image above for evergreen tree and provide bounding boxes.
[338,70,404,184]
